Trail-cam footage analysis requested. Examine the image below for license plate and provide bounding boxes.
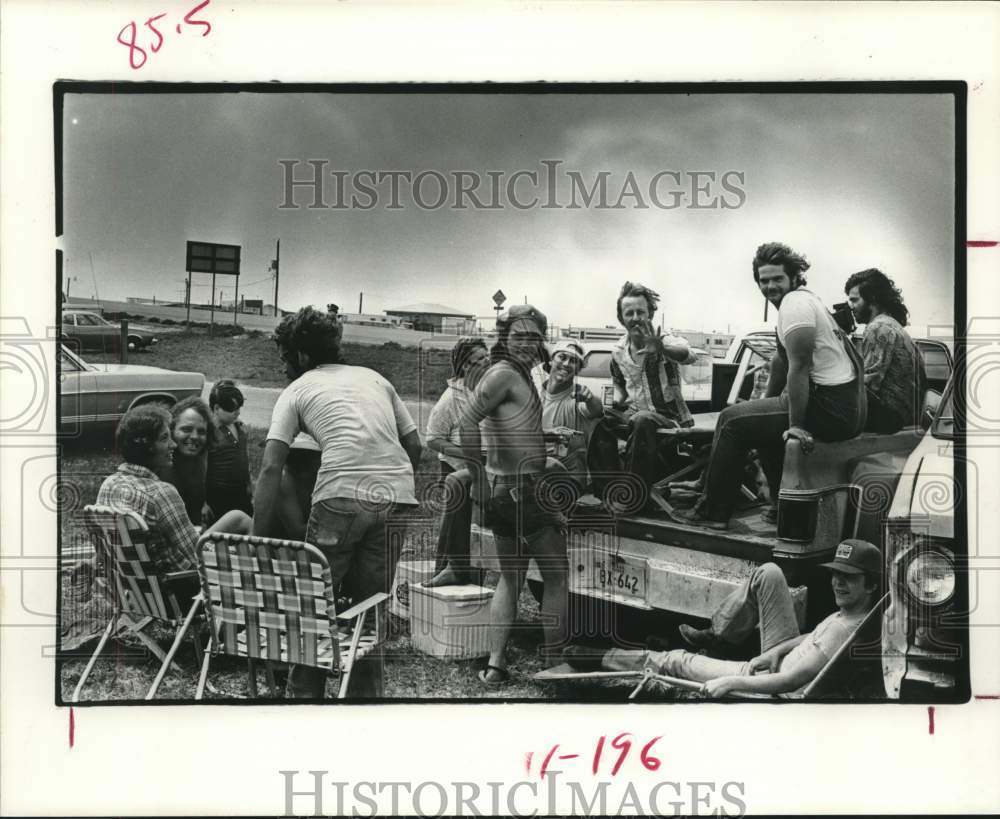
[593,555,645,600]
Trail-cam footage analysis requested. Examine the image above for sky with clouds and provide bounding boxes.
[62,90,955,336]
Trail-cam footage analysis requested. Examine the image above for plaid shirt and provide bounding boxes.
[96,463,199,573]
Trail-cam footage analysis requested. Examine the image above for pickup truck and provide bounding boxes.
[469,329,955,694]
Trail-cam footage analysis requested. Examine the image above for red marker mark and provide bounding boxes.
[967,241,998,248]
[69,707,75,748]
[927,706,935,735]
[974,695,1000,700]
[539,744,560,779]
[524,752,533,775]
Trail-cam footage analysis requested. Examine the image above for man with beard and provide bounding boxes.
[845,268,927,433]
[673,242,863,530]
[607,281,698,513]
[460,305,569,685]
[253,306,423,697]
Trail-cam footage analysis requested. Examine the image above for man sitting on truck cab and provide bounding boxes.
[673,242,863,530]
[606,281,698,512]
[563,539,882,698]
[845,268,927,434]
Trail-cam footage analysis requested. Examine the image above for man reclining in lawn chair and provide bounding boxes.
[556,539,881,698]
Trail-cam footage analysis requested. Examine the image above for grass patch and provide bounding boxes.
[84,327,452,399]
[60,426,596,701]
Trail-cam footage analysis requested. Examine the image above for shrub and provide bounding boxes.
[161,318,176,326]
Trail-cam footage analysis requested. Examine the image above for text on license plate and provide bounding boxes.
[594,558,645,598]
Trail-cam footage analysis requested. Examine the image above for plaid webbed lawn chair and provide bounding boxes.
[195,532,388,699]
[72,505,205,702]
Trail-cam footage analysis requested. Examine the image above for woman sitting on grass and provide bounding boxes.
[97,405,252,599]
[158,396,213,526]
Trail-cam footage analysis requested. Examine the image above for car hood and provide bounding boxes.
[888,432,953,538]
[94,363,203,379]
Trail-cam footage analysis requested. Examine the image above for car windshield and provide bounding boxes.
[579,351,612,378]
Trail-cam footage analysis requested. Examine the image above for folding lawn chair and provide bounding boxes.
[194,531,388,699]
[534,593,890,702]
[72,505,205,702]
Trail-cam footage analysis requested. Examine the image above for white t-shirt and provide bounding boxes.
[425,378,472,472]
[777,289,854,386]
[267,364,417,505]
[780,609,867,693]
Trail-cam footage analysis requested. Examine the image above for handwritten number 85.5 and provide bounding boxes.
[116,0,212,70]
[592,734,662,776]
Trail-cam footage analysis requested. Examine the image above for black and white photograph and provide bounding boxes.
[55,85,966,704]
[2,2,999,816]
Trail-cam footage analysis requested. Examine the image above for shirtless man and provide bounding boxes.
[460,304,569,685]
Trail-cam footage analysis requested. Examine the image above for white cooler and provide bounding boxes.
[389,559,437,619]
[409,583,494,660]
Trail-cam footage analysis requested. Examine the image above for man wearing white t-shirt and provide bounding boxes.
[673,242,862,529]
[563,539,881,698]
[253,306,423,697]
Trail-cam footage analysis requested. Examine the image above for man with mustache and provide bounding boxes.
[607,281,698,513]
[673,242,863,530]
[845,268,927,433]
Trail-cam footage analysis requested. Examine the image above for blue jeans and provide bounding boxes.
[602,563,802,681]
[699,381,860,522]
[286,497,398,699]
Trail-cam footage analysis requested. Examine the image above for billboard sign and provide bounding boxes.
[186,241,241,275]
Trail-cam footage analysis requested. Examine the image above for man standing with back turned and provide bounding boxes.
[253,306,423,698]
[460,304,569,686]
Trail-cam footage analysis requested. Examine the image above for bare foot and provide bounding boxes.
[423,564,478,588]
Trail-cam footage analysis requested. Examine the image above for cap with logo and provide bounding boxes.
[820,538,882,575]
[497,304,548,338]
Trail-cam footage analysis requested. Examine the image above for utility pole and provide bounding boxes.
[358,292,363,314]
[185,273,192,325]
[272,239,281,317]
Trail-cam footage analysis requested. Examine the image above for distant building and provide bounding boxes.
[384,302,476,334]
[672,329,736,358]
[562,325,622,341]
[339,312,411,329]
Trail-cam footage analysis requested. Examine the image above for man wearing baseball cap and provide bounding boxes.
[563,539,882,697]
[460,304,570,685]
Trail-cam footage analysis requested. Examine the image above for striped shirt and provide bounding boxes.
[609,333,696,427]
[96,463,199,573]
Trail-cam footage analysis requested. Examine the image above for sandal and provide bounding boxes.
[478,665,511,687]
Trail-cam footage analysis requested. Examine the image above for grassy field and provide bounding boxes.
[84,327,453,399]
[59,427,639,702]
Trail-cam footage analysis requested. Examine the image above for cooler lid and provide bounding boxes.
[410,582,494,602]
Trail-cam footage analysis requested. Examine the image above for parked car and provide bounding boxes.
[59,344,203,433]
[60,309,158,353]
[571,340,715,413]
[881,373,965,701]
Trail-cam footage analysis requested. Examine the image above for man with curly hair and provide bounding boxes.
[673,242,863,530]
[845,268,927,433]
[254,306,423,698]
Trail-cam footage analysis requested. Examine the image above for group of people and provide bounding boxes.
[96,239,926,698]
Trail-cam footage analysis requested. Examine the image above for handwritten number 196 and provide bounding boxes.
[592,733,662,776]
